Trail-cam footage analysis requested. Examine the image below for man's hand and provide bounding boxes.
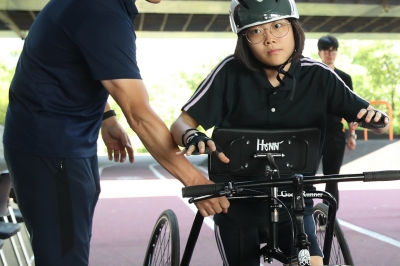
[187,179,230,217]
[346,134,356,151]
[101,117,134,163]
[195,197,230,217]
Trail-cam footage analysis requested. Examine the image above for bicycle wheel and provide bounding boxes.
[313,203,354,265]
[143,209,180,266]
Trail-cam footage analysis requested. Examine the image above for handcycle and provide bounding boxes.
[143,128,400,266]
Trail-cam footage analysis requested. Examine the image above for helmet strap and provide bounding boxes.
[261,54,297,100]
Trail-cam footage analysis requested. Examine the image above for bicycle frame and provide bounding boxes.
[180,170,400,266]
[180,184,337,265]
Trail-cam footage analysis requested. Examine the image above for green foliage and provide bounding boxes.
[0,53,18,125]
[351,41,399,105]
[310,40,400,135]
[100,71,203,154]
[350,41,400,135]
[122,60,220,153]
[179,62,217,94]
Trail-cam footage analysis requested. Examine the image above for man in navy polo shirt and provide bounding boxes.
[2,0,226,265]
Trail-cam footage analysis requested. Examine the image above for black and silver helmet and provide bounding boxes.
[229,0,299,34]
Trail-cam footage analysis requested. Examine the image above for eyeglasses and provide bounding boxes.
[244,20,291,44]
[321,49,337,55]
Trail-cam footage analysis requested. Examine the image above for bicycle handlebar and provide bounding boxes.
[364,170,400,182]
[182,170,400,198]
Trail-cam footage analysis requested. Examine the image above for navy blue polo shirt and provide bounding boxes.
[3,0,141,158]
[183,55,369,228]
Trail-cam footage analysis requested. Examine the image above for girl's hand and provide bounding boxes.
[176,133,229,163]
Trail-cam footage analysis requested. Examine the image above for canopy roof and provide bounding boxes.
[0,0,399,39]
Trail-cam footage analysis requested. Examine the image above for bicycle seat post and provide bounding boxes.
[263,154,281,264]
[291,174,311,266]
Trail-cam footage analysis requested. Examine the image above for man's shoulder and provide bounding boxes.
[334,68,351,79]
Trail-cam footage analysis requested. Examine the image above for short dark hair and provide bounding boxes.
[234,18,305,72]
[317,35,339,51]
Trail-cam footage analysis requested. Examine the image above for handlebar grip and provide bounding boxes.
[355,112,388,129]
[364,171,400,182]
[182,183,227,198]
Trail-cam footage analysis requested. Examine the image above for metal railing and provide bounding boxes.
[363,100,393,141]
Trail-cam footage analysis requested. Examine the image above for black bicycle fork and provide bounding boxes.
[260,173,339,266]
[180,191,338,266]
[180,211,204,266]
[180,162,338,266]
[259,165,311,266]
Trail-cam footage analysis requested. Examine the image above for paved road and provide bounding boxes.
[89,139,400,266]
[0,124,398,266]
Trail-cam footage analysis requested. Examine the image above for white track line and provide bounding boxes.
[148,164,400,251]
[148,163,215,230]
[338,219,400,248]
[99,161,400,253]
[149,163,168,180]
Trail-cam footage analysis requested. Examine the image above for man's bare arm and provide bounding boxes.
[102,79,207,186]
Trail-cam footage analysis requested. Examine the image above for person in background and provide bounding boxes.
[318,35,356,209]
[2,0,225,265]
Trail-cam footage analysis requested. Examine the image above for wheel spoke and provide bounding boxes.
[144,210,179,266]
[313,203,353,265]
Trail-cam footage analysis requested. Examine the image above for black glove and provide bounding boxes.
[185,131,212,155]
[354,110,388,129]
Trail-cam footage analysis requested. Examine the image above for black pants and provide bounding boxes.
[321,132,346,209]
[4,147,100,266]
[214,214,322,266]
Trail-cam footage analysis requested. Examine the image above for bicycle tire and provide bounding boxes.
[313,203,354,265]
[143,209,180,266]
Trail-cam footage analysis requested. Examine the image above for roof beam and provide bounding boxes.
[160,13,168,31]
[390,24,400,32]
[2,1,399,18]
[0,10,26,39]
[135,2,400,18]
[133,31,400,40]
[309,16,335,32]
[1,30,399,40]
[28,10,36,20]
[300,16,313,25]
[182,14,193,32]
[354,17,381,32]
[138,13,145,31]
[329,16,357,33]
[371,17,399,32]
[203,14,217,32]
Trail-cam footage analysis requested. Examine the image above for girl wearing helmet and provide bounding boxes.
[170,0,389,265]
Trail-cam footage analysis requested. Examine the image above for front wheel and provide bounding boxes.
[143,209,180,266]
[313,203,353,265]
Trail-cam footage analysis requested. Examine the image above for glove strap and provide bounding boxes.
[185,132,211,153]
[181,128,197,146]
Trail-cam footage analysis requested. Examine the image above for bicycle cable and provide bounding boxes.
[239,188,296,265]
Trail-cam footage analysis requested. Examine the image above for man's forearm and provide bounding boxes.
[128,111,207,187]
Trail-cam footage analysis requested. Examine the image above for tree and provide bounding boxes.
[310,40,400,134]
[351,41,400,133]
[0,51,19,125]
[352,41,400,110]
